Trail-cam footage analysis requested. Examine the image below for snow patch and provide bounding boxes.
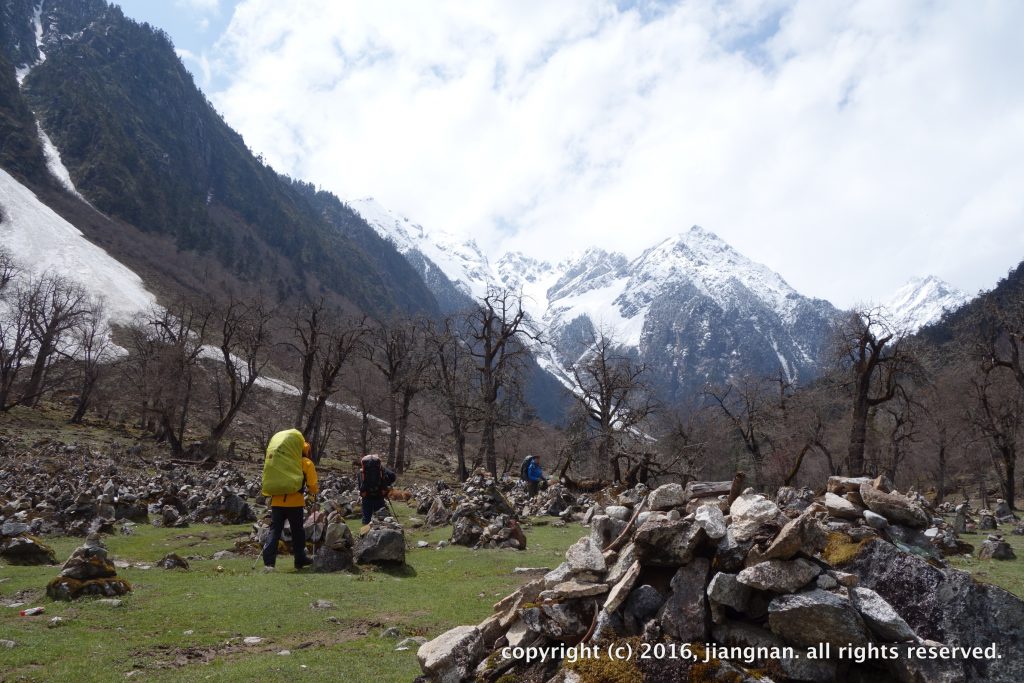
[0,168,156,324]
[880,275,969,332]
[37,126,86,201]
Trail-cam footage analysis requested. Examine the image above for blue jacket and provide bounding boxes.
[527,460,545,483]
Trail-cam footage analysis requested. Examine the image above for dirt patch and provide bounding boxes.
[129,621,379,670]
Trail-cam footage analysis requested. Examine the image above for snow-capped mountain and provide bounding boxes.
[353,199,842,399]
[882,276,970,333]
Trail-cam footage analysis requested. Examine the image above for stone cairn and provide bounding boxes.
[46,534,131,600]
[411,472,594,551]
[0,520,56,565]
[416,476,1024,683]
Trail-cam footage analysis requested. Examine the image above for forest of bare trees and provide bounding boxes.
[2,242,1023,507]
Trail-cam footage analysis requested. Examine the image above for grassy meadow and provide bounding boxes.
[0,507,583,682]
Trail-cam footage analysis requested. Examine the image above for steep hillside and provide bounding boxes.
[1,0,437,318]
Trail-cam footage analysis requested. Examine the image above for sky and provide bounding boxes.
[111,0,1024,308]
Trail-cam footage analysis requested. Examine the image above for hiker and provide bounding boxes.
[260,429,318,570]
[521,454,548,497]
[358,453,396,524]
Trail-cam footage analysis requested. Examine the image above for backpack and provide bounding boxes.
[519,456,533,481]
[360,454,396,497]
[262,429,305,496]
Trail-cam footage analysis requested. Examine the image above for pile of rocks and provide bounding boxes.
[46,534,132,600]
[313,515,355,572]
[0,520,56,565]
[417,477,1024,683]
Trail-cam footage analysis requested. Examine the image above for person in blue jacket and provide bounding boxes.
[524,454,548,497]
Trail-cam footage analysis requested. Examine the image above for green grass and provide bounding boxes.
[948,522,1024,598]
[0,505,582,682]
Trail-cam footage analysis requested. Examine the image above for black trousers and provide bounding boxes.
[262,506,307,567]
[362,496,387,524]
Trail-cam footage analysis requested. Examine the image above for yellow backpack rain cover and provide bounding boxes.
[261,429,305,496]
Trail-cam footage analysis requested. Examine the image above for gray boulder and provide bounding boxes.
[730,493,787,542]
[648,483,686,511]
[850,586,919,642]
[979,536,1016,560]
[768,589,869,648]
[659,558,710,642]
[353,528,406,565]
[417,625,484,683]
[623,584,665,634]
[634,518,705,567]
[845,538,1024,682]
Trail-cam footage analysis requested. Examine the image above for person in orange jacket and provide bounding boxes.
[261,440,319,570]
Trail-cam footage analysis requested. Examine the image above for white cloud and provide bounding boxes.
[177,0,220,13]
[208,0,1024,307]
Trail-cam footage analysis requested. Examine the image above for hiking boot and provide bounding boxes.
[261,565,275,574]
[295,556,313,570]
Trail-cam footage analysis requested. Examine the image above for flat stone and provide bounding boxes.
[737,558,821,593]
[539,579,609,602]
[243,636,263,645]
[604,543,636,585]
[824,492,864,520]
[850,586,919,643]
[859,483,929,528]
[768,589,869,648]
[604,560,641,613]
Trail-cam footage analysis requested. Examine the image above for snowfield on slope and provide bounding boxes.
[0,168,157,323]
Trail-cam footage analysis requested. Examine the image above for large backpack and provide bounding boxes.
[262,429,305,496]
[360,454,396,497]
[519,456,533,481]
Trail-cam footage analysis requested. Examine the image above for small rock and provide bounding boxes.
[0,639,16,648]
[311,600,336,610]
[380,627,401,638]
[243,636,263,645]
[277,650,291,656]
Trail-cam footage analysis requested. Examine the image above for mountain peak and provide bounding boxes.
[883,275,969,332]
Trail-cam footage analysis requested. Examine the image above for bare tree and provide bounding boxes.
[206,297,272,449]
[0,280,35,411]
[68,302,113,423]
[464,288,535,478]
[21,274,92,406]
[366,317,431,472]
[968,364,1021,508]
[704,374,776,486]
[833,309,917,475]
[571,329,654,483]
[425,315,478,481]
[346,358,385,457]
[126,300,211,456]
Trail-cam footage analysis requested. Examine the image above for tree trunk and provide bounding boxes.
[936,443,946,505]
[847,396,869,475]
[396,390,413,473]
[386,395,398,468]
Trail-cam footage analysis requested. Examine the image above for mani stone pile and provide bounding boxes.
[46,534,131,600]
[411,472,594,551]
[416,477,1024,683]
